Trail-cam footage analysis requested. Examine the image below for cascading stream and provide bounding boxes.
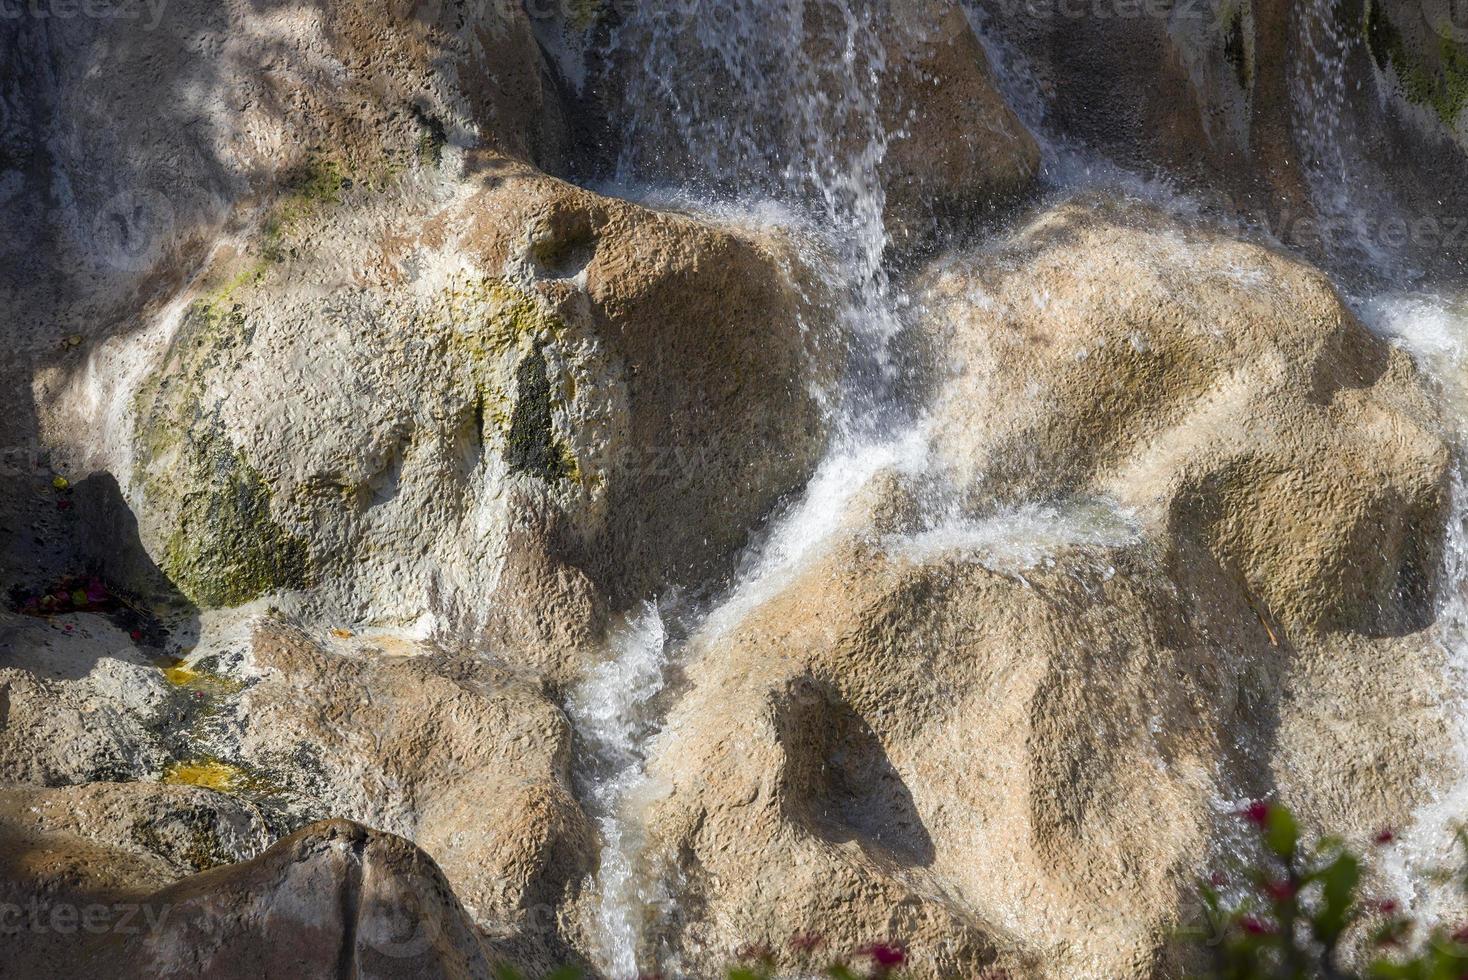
[568,0,1468,971]
[566,2,917,973]
[1289,0,1468,923]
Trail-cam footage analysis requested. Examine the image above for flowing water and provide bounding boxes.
[566,1,1468,972]
[569,3,915,972]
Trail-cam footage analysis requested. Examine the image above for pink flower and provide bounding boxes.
[129,629,143,642]
[1377,899,1400,916]
[1375,828,1397,846]
[1240,801,1271,826]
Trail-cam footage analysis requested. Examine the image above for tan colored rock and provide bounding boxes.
[613,200,1454,978]
[223,620,594,972]
[634,506,1450,979]
[101,162,829,684]
[917,195,1449,635]
[1,816,496,980]
[0,612,172,786]
[0,782,270,882]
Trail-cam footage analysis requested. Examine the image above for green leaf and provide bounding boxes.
[1313,850,1361,942]
[1265,805,1299,858]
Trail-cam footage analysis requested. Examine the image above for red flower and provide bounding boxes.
[864,943,907,968]
[1240,801,1271,826]
[1377,899,1399,916]
[1375,828,1397,846]
[129,629,143,642]
[1238,916,1273,936]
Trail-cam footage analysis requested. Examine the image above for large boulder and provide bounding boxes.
[0,814,496,980]
[86,162,830,678]
[609,198,1455,978]
[225,619,596,971]
[916,195,1450,636]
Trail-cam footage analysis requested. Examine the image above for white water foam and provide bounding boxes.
[566,602,671,976]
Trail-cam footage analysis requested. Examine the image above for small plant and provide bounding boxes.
[1194,801,1468,978]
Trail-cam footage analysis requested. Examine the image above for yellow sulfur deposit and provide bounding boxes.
[162,759,243,792]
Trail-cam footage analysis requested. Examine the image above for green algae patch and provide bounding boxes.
[134,301,312,609]
[437,278,583,485]
[1366,0,1468,128]
[160,448,310,608]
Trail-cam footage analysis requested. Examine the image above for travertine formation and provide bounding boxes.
[2,2,1467,979]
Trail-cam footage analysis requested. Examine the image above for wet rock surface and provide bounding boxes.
[1,2,1467,979]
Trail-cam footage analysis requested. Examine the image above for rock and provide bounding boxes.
[0,782,270,882]
[916,195,1450,635]
[877,0,1043,249]
[613,199,1455,978]
[215,620,594,972]
[0,612,172,786]
[0,607,594,975]
[1,817,496,980]
[118,163,829,678]
[632,496,1450,979]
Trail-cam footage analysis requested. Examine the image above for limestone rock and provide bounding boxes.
[916,195,1450,635]
[0,612,172,786]
[1,817,496,980]
[227,619,596,965]
[603,0,1039,252]
[115,164,829,680]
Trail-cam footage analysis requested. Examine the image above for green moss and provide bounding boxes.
[448,279,566,357]
[505,345,579,484]
[1366,0,1468,128]
[134,302,311,608]
[412,105,448,168]
[161,448,310,608]
[260,154,350,263]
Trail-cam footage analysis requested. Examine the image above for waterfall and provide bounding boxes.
[1288,0,1468,921]
[568,3,914,973]
[567,0,1468,970]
